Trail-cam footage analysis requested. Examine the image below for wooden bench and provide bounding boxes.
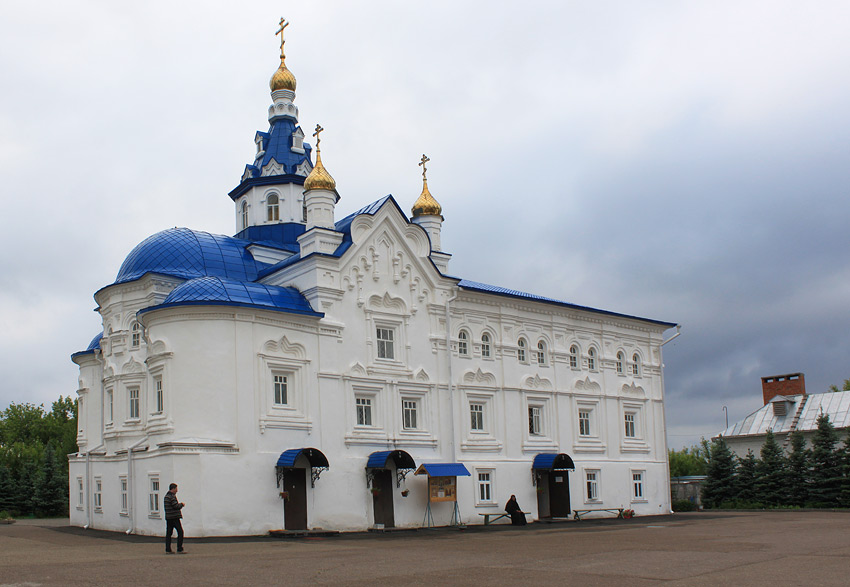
[572,508,625,520]
[479,512,530,525]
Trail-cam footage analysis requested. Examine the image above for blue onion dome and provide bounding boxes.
[114,228,265,285]
[155,276,320,317]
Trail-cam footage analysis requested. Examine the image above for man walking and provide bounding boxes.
[164,483,186,554]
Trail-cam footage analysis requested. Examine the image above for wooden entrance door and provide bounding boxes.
[536,472,551,518]
[548,471,571,518]
[283,468,308,530]
[372,469,395,528]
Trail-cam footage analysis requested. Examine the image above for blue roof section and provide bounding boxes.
[230,119,313,195]
[234,223,305,249]
[366,450,416,470]
[71,332,103,360]
[113,228,268,286]
[140,276,322,317]
[457,279,676,328]
[532,453,576,471]
[414,463,471,477]
[276,447,329,468]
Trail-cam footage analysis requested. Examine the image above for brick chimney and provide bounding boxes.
[761,373,806,405]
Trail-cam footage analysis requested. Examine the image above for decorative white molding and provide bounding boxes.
[462,368,497,386]
[575,376,601,394]
[263,335,306,359]
[524,374,553,390]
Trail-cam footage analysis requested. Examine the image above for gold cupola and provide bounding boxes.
[411,154,442,217]
[270,18,297,92]
[304,124,337,192]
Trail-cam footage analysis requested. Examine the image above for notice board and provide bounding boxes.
[428,476,457,502]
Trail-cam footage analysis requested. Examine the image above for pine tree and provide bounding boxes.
[33,445,68,517]
[755,430,787,506]
[0,464,15,514]
[839,430,850,507]
[736,450,758,504]
[786,430,809,507]
[702,437,738,508]
[808,413,842,507]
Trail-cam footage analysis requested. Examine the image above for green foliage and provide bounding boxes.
[671,499,697,512]
[809,413,843,507]
[755,430,787,506]
[669,443,708,477]
[0,397,76,517]
[786,431,809,506]
[827,378,850,393]
[736,450,758,503]
[702,437,738,508]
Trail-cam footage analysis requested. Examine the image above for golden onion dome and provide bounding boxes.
[270,18,297,91]
[411,178,442,217]
[304,150,336,192]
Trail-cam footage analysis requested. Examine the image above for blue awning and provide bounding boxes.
[414,463,471,477]
[532,453,575,471]
[276,447,329,468]
[366,450,416,470]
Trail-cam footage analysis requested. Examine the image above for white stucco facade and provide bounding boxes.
[69,27,677,536]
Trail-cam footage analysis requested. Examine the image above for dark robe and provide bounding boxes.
[505,497,527,525]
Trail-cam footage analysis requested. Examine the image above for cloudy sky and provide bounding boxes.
[2,1,849,449]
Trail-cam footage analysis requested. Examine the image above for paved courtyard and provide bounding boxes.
[1,511,848,585]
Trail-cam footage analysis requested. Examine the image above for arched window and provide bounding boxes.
[240,200,248,230]
[537,341,547,366]
[632,353,641,376]
[616,351,625,374]
[458,330,469,356]
[587,347,597,371]
[131,322,141,349]
[267,194,279,221]
[481,333,491,358]
[569,345,579,369]
[517,338,527,362]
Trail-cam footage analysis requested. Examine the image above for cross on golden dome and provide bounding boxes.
[412,154,442,218]
[270,17,297,92]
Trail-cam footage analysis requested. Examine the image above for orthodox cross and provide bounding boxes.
[419,154,430,181]
[313,124,324,150]
[276,18,289,57]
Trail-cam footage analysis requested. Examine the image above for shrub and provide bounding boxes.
[672,499,696,512]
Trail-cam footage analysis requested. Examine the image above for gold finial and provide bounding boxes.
[270,17,297,92]
[412,154,442,218]
[304,124,337,192]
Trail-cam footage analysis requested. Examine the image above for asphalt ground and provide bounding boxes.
[1,511,849,586]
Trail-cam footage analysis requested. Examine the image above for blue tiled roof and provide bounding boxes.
[276,447,329,468]
[457,280,676,327]
[114,228,267,286]
[71,332,103,360]
[234,223,305,249]
[231,119,312,193]
[141,276,321,317]
[414,463,471,477]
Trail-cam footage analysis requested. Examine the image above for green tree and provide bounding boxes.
[786,431,809,506]
[0,464,14,513]
[755,430,787,506]
[839,431,850,507]
[736,450,758,504]
[827,378,850,393]
[33,445,67,517]
[702,437,738,508]
[669,443,708,477]
[808,413,842,507]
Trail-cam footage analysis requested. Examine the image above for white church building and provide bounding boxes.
[70,21,678,536]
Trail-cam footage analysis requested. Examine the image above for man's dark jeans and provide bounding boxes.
[165,518,184,552]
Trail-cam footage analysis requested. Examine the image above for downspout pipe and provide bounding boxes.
[444,289,459,462]
[126,436,149,534]
[659,324,681,514]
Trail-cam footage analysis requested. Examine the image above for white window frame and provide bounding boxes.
[632,470,646,502]
[536,340,547,366]
[632,353,642,376]
[578,410,592,436]
[528,405,543,436]
[470,402,485,432]
[457,330,469,357]
[77,476,84,510]
[128,387,140,420]
[585,469,601,502]
[106,389,113,425]
[616,351,625,375]
[624,412,636,438]
[376,326,395,361]
[475,468,497,506]
[480,332,491,359]
[153,376,164,414]
[402,398,419,430]
[267,192,280,221]
[273,372,289,406]
[587,347,598,371]
[356,396,374,427]
[93,477,103,512]
[130,322,141,349]
[569,344,580,369]
[149,476,161,517]
[517,338,527,363]
[240,200,248,230]
[119,475,128,515]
